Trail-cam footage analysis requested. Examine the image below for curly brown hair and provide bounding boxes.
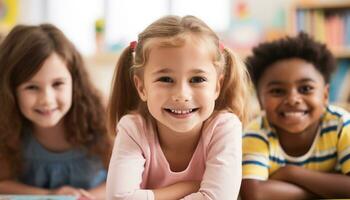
[246,32,336,89]
[0,24,113,177]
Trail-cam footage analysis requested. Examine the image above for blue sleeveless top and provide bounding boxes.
[19,131,107,189]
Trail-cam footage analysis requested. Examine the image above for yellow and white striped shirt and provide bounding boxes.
[243,105,350,180]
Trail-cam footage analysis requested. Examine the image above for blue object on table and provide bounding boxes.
[0,195,77,200]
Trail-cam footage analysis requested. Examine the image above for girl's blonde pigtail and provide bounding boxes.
[217,47,252,126]
[107,46,140,135]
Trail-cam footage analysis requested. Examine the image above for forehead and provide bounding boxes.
[27,53,70,82]
[258,58,325,87]
[144,39,215,73]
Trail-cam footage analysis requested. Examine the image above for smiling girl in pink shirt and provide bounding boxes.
[106,15,251,200]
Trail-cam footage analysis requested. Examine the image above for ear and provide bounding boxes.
[133,75,147,101]
[215,74,224,100]
[256,85,264,110]
[323,83,330,105]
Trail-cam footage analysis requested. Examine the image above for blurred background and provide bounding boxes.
[1,0,350,110]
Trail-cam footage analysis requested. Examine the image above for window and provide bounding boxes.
[105,0,230,51]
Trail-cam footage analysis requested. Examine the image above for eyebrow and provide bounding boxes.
[26,77,68,84]
[152,68,209,75]
[267,78,316,86]
[152,68,172,75]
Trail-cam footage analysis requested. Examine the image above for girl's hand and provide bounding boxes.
[50,186,96,200]
[77,188,97,200]
[184,180,201,192]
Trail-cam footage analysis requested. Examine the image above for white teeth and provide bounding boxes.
[284,112,305,117]
[170,109,193,114]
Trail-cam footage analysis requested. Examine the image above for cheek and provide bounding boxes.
[148,85,167,98]
[59,85,73,106]
[261,98,280,114]
[309,96,327,112]
[258,95,272,109]
[17,93,34,107]
[203,89,217,101]
[16,93,36,116]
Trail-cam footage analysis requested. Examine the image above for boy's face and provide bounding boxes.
[257,58,329,135]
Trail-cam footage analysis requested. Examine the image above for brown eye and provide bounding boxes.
[53,81,64,87]
[25,85,39,90]
[269,88,285,96]
[299,85,313,94]
[157,77,173,83]
[190,76,207,83]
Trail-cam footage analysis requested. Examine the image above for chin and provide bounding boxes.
[280,127,309,134]
[34,120,61,128]
[168,124,197,133]
[170,127,194,133]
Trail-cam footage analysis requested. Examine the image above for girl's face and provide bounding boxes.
[258,58,329,135]
[134,40,222,135]
[16,53,73,129]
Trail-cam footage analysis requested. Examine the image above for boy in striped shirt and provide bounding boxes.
[241,33,350,199]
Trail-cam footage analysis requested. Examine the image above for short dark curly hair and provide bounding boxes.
[246,32,336,89]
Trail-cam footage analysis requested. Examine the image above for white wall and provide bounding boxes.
[18,0,46,24]
[18,0,103,55]
[16,0,295,55]
[244,0,294,28]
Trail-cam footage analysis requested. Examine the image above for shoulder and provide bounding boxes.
[202,111,242,143]
[245,113,270,133]
[118,113,147,129]
[117,113,150,141]
[323,105,350,127]
[205,111,241,129]
[243,114,271,145]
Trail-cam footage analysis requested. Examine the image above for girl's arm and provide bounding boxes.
[180,114,243,199]
[0,156,95,198]
[107,117,199,200]
[240,179,314,200]
[0,158,49,194]
[106,122,153,200]
[88,182,106,200]
[271,165,350,198]
[153,181,200,200]
[0,180,50,194]
[0,180,93,198]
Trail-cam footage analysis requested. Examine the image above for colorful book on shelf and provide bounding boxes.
[338,63,350,103]
[345,11,350,47]
[296,10,305,32]
[314,10,326,43]
[329,60,350,102]
[296,5,350,52]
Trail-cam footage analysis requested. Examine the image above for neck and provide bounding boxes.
[277,120,320,157]
[32,119,72,152]
[33,120,65,138]
[156,122,202,153]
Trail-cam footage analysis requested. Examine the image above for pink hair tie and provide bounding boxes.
[130,41,137,52]
[219,42,225,51]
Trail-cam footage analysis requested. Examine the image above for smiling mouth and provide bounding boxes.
[35,108,58,115]
[164,108,199,115]
[280,111,308,117]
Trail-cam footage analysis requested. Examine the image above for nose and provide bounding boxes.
[171,81,192,103]
[284,89,301,106]
[39,87,55,106]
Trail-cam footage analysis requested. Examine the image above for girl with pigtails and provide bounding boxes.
[106,15,251,200]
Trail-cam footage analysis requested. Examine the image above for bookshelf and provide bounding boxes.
[290,0,350,107]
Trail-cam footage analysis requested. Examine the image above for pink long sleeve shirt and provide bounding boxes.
[107,112,242,200]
